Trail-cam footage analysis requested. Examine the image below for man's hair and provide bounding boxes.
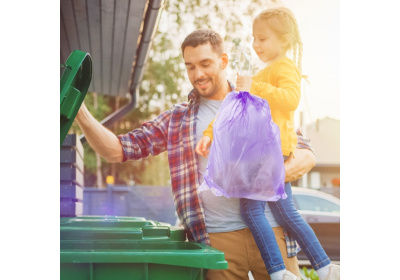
[181,29,224,57]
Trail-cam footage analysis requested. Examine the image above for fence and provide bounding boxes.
[83,185,177,225]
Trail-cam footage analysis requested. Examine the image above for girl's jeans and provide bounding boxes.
[240,182,331,273]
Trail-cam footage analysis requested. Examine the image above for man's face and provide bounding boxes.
[183,42,228,100]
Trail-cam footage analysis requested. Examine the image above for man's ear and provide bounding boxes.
[221,53,229,69]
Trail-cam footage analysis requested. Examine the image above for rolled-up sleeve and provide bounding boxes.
[117,110,171,162]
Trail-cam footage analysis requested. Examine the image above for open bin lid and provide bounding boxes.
[60,50,92,147]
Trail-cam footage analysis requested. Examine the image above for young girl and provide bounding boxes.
[196,7,339,280]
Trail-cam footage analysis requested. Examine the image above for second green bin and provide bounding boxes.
[60,216,228,280]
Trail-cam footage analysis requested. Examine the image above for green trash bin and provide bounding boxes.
[60,216,228,280]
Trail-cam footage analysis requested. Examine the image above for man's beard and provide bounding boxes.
[194,78,220,98]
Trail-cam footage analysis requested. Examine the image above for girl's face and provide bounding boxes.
[252,20,287,63]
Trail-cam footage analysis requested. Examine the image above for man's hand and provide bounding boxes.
[195,136,211,157]
[284,148,316,182]
[236,74,253,92]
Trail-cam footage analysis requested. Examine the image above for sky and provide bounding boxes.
[283,0,340,125]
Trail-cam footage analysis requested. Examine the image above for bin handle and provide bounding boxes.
[142,225,171,239]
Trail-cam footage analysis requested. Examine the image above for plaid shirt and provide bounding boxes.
[118,84,314,256]
[296,128,315,153]
[118,88,209,245]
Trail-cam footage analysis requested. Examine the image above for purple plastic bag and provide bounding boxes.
[202,91,287,201]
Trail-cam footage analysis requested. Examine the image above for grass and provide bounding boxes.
[300,266,319,280]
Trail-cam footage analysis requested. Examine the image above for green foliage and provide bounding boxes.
[301,266,319,280]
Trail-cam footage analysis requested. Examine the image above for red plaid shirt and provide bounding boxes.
[118,89,210,244]
[118,85,314,253]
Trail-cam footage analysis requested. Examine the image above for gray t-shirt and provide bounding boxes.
[196,97,280,233]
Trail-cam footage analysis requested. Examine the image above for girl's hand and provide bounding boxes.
[236,74,252,92]
[195,136,211,157]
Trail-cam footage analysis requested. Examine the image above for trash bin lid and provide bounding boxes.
[60,50,92,146]
[60,216,228,273]
[60,215,186,242]
[60,240,228,270]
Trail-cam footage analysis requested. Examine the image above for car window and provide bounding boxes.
[293,194,340,213]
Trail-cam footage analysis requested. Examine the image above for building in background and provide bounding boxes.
[294,117,340,197]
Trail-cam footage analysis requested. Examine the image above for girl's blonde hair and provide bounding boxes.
[254,7,303,74]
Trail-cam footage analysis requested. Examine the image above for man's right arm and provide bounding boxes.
[75,103,124,163]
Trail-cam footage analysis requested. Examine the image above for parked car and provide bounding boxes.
[291,187,340,262]
[292,187,340,223]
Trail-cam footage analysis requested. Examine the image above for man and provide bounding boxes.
[75,29,315,280]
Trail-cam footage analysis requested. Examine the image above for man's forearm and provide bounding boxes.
[75,103,124,163]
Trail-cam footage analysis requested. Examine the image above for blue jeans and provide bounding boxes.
[240,198,286,274]
[241,182,331,273]
[268,182,331,270]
